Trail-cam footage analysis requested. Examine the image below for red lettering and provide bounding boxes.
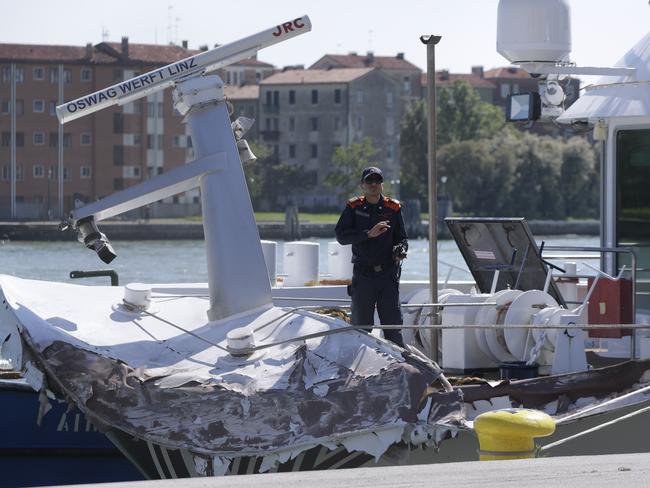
[282,22,294,33]
[272,25,282,37]
[293,17,305,29]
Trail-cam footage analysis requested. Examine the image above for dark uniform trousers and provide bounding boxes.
[351,263,405,347]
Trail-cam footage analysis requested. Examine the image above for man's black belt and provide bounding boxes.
[354,263,394,273]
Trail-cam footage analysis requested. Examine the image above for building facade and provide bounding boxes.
[259,67,405,209]
[0,40,273,220]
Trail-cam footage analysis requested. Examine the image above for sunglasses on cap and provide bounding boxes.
[364,176,383,184]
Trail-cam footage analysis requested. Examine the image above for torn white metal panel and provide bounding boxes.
[0,274,456,463]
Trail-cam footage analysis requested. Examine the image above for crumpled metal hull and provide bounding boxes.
[0,275,465,478]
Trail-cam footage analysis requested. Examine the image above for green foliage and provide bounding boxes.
[437,81,507,146]
[244,141,316,209]
[437,132,600,219]
[399,81,509,207]
[325,138,380,198]
[399,100,428,204]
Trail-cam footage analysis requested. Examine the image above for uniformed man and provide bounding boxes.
[335,166,408,347]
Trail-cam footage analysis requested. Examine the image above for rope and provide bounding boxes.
[555,384,650,425]
[539,403,650,453]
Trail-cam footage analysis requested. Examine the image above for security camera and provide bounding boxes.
[76,216,117,264]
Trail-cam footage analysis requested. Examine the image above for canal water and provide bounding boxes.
[0,235,599,285]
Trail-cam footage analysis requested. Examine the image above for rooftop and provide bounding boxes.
[421,71,496,88]
[224,84,260,100]
[484,66,532,79]
[310,52,420,71]
[0,41,273,67]
[260,68,374,85]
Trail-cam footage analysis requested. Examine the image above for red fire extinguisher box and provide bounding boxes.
[587,277,633,338]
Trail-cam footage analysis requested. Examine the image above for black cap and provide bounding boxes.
[361,166,383,182]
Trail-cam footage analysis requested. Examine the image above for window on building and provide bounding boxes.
[386,144,393,159]
[1,165,8,180]
[113,113,124,133]
[33,67,44,81]
[63,133,71,147]
[356,90,363,104]
[1,132,10,147]
[1,67,10,83]
[334,117,341,131]
[49,101,57,116]
[158,102,164,117]
[334,89,342,104]
[113,145,124,166]
[49,68,58,84]
[133,100,143,114]
[289,117,295,132]
[512,83,520,93]
[80,166,92,179]
[500,83,511,99]
[386,117,394,135]
[271,118,278,131]
[33,132,45,145]
[356,116,363,131]
[0,100,8,114]
[63,69,71,84]
[49,132,58,147]
[386,91,394,108]
[15,68,24,83]
[133,134,142,146]
[311,144,318,158]
[289,144,296,158]
[289,90,296,105]
[33,99,45,113]
[15,99,24,115]
[255,71,262,82]
[273,90,279,107]
[265,91,272,106]
[311,89,318,104]
[16,132,24,147]
[16,165,23,181]
[33,164,45,179]
[80,133,91,146]
[403,76,412,94]
[80,69,92,82]
[113,178,123,190]
[63,166,70,181]
[311,117,319,131]
[264,118,271,131]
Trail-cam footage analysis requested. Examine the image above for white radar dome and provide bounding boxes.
[497,0,572,63]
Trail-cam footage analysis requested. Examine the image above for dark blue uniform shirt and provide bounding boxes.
[335,195,408,267]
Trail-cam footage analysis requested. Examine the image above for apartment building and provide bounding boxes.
[259,67,405,209]
[310,52,423,100]
[0,39,274,219]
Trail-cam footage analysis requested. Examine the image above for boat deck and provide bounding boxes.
[46,453,649,488]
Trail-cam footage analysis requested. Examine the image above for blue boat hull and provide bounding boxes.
[0,379,143,487]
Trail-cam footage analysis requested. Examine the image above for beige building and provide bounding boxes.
[259,67,406,210]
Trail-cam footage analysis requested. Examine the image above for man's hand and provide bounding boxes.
[393,243,408,263]
[368,221,390,238]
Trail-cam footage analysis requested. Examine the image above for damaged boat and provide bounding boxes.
[2,2,650,482]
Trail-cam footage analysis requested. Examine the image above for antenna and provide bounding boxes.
[57,16,312,124]
[101,25,109,42]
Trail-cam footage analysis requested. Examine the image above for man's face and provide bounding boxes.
[361,175,383,198]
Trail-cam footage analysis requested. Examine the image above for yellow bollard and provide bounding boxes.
[474,408,556,461]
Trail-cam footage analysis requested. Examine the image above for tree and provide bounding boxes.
[560,137,599,218]
[325,138,380,198]
[399,81,509,206]
[244,142,316,210]
[437,80,507,146]
[399,100,428,204]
